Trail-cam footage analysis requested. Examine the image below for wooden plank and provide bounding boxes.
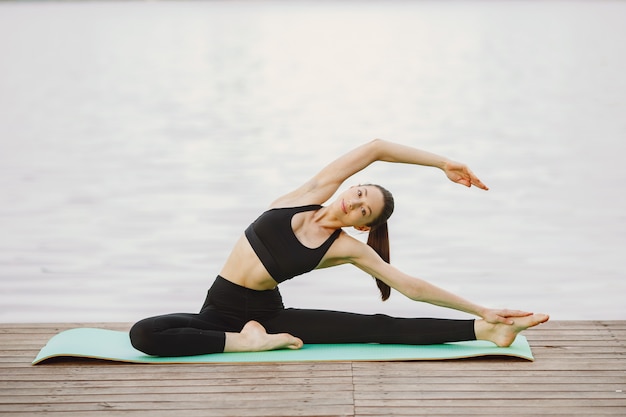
[1,366,353,378]
[351,375,626,384]
[353,390,626,400]
[1,408,356,417]
[352,383,623,392]
[355,406,626,416]
[355,399,626,408]
[0,383,355,396]
[0,404,355,417]
[0,391,355,406]
[350,367,626,377]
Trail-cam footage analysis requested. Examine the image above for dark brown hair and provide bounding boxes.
[363,184,394,301]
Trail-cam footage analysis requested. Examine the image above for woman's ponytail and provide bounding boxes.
[366,222,391,301]
[363,184,395,301]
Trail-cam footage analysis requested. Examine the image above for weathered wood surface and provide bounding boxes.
[0,321,624,416]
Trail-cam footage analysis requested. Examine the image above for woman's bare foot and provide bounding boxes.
[475,313,550,347]
[223,321,304,353]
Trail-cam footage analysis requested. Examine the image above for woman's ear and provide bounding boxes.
[354,225,371,232]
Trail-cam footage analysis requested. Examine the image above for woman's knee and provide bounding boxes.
[129,318,156,354]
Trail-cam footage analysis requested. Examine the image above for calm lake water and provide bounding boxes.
[1,0,625,323]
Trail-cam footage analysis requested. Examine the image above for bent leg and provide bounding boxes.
[262,308,476,345]
[130,312,230,356]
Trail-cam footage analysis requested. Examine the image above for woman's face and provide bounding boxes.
[336,185,385,229]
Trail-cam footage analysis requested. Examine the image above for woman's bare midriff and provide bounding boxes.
[218,234,279,291]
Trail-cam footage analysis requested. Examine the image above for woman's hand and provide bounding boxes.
[481,308,533,325]
[443,160,489,190]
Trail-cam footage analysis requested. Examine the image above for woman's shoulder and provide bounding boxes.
[269,175,338,209]
[268,194,323,210]
[322,232,389,274]
[320,232,383,271]
[316,231,360,268]
[324,231,372,260]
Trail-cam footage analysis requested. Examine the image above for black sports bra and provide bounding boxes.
[244,205,341,283]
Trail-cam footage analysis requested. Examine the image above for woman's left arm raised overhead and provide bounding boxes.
[271,139,489,208]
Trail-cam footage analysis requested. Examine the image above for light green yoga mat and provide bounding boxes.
[32,328,534,365]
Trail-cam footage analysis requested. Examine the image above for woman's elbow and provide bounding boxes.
[400,279,425,301]
[365,138,386,160]
[368,138,385,151]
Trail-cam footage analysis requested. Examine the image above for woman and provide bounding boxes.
[130,139,548,356]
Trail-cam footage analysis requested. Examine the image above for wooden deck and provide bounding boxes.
[1,321,625,416]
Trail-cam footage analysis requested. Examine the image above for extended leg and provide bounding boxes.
[262,308,476,345]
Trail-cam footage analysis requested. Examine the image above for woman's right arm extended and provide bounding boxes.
[271,139,488,207]
[328,235,528,325]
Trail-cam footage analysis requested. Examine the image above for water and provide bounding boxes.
[1,0,625,323]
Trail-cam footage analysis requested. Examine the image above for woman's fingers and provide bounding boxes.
[469,171,489,190]
[497,310,534,325]
[484,309,533,325]
[445,162,489,190]
[500,309,534,317]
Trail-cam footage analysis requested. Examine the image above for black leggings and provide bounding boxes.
[130,276,476,356]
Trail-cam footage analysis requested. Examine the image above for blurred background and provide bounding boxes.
[0,0,624,322]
